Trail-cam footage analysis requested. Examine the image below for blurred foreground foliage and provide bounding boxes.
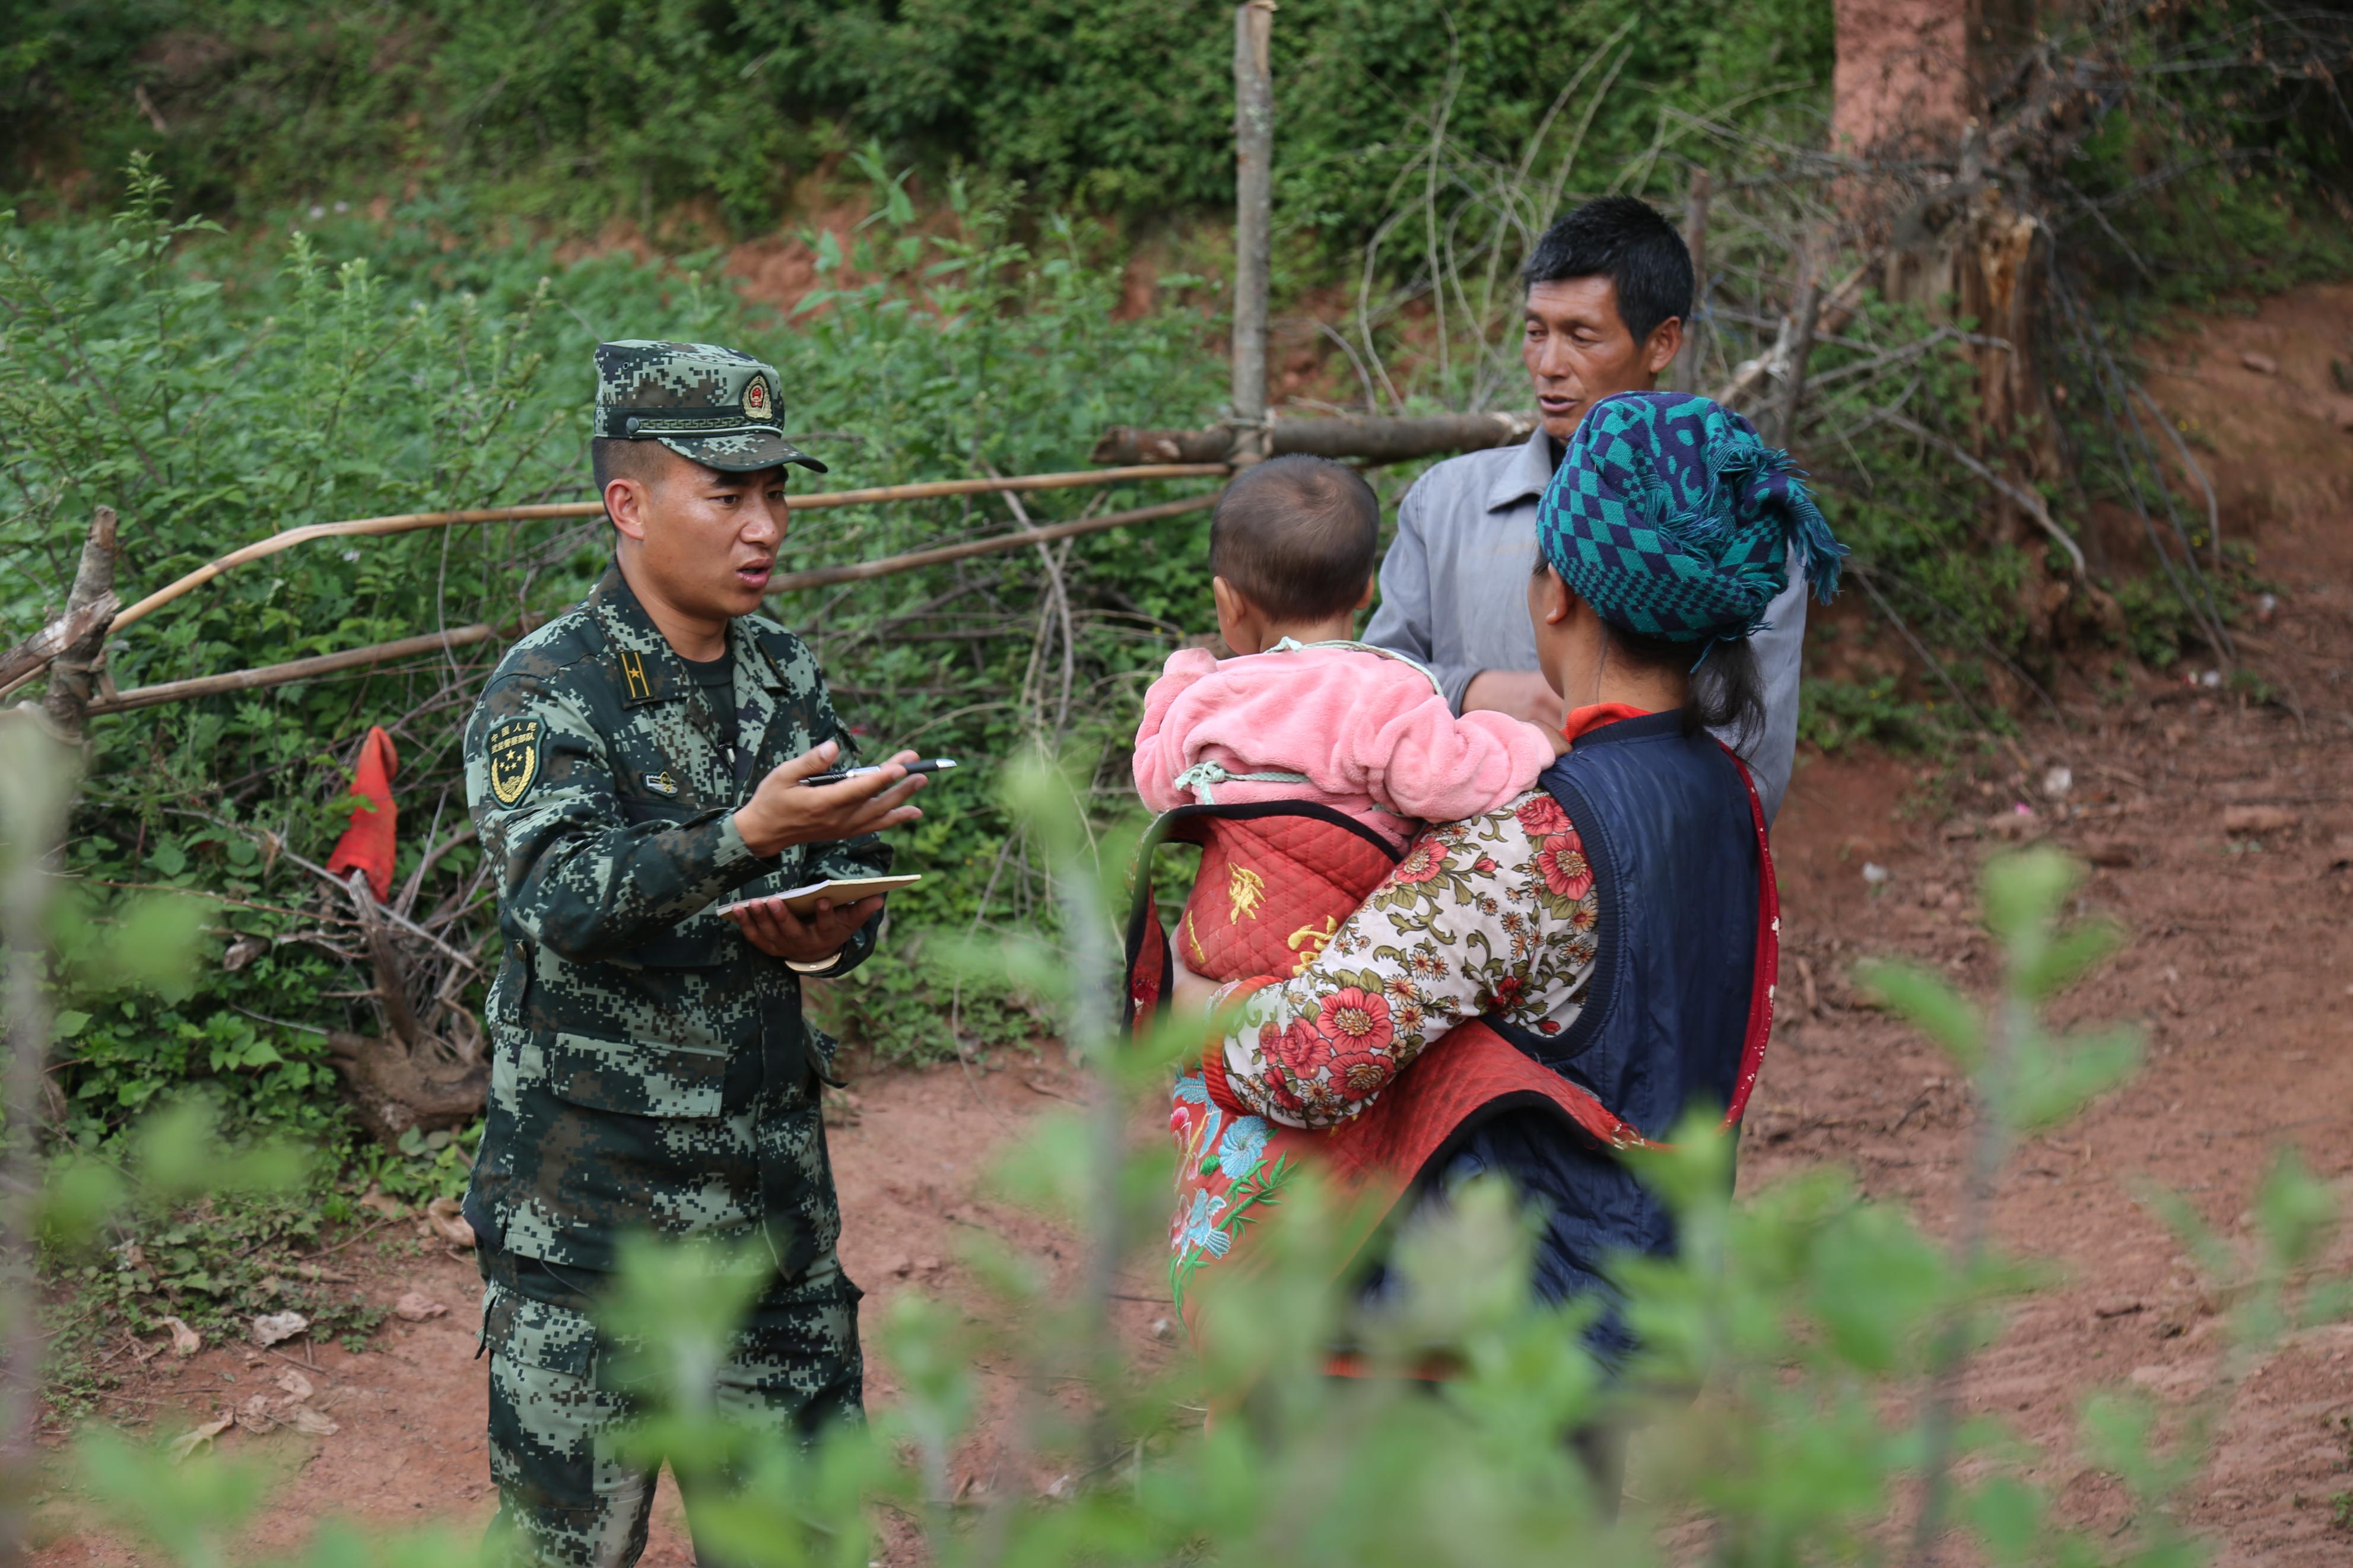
[8,731,2345,1567]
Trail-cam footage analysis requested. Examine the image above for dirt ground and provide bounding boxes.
[30,284,2353,1564]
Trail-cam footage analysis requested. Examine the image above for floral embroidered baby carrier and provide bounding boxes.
[1122,721,1780,1353]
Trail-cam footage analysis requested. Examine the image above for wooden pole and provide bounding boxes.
[1230,0,1276,466]
[82,489,1225,714]
[104,463,1228,634]
[1091,409,1534,467]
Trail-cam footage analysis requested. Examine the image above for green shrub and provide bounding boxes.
[2,0,1834,245]
[1,159,1225,1132]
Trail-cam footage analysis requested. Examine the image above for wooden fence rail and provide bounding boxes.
[22,405,1548,715]
[109,462,1230,633]
[72,489,1225,714]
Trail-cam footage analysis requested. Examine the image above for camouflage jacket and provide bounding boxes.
[460,563,887,1278]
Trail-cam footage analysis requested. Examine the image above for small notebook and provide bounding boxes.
[719,874,921,918]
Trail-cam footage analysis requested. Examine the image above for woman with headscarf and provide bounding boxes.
[1166,391,1846,1383]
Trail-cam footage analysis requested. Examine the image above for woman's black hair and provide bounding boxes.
[1530,552,1766,745]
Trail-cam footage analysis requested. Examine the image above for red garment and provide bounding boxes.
[327,726,400,902]
[1559,700,1652,744]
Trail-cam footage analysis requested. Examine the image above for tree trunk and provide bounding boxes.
[36,508,118,739]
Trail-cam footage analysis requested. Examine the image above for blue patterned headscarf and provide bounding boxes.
[1535,392,1846,644]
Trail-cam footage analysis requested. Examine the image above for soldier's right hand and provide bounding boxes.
[733,740,925,855]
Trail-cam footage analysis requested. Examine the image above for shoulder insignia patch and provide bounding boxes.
[486,718,543,807]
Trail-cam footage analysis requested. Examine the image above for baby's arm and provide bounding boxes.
[1348,669,1561,823]
[1131,648,1222,813]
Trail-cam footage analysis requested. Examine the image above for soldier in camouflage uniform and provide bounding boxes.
[462,341,928,1567]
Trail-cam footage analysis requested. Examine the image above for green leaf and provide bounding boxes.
[1855,959,1983,1068]
[1982,848,2077,943]
[2255,1147,2338,1274]
[2015,918,2125,1000]
[2010,1025,2142,1132]
[53,1009,91,1039]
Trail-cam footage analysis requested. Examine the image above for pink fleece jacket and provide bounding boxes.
[1131,641,1558,845]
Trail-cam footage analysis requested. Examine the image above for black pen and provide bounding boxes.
[799,758,958,787]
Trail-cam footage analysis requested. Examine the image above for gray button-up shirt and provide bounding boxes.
[1363,426,1807,823]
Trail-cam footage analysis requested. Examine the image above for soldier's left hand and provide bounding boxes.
[728,893,887,965]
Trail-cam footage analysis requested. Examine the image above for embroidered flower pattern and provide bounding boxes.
[1218,790,1602,1127]
[1166,1073,1292,1305]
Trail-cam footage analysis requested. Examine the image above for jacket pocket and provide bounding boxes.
[482,1282,598,1380]
[535,1030,729,1119]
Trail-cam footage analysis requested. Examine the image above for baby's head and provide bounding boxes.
[1207,454,1380,655]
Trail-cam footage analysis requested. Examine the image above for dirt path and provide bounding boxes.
[31,284,2353,1564]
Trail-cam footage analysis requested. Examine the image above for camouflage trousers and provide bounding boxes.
[480,1273,862,1568]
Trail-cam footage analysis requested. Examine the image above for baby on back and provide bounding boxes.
[1133,454,1562,847]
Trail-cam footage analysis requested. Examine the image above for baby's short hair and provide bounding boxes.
[1208,454,1380,621]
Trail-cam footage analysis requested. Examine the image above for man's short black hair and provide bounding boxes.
[1208,454,1379,622]
[1522,195,1694,345]
[591,437,672,514]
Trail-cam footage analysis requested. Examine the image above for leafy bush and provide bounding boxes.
[2,0,1834,243]
[1,158,1230,1136]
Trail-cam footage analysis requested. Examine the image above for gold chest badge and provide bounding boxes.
[486,717,542,806]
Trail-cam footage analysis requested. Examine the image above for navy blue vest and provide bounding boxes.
[1421,710,1763,1354]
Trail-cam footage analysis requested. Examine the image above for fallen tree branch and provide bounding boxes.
[1713,258,1876,414]
[85,625,501,715]
[1879,411,2088,581]
[766,491,1223,596]
[107,464,1230,634]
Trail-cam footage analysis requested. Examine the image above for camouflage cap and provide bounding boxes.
[592,340,827,474]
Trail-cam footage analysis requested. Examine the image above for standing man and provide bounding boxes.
[462,341,926,1567]
[1364,196,1810,820]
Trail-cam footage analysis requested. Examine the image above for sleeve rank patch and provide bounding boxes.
[486,717,544,806]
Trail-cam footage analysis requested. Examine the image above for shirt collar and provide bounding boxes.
[1561,701,1655,744]
[1264,635,1446,696]
[1485,422,1560,513]
[586,560,783,704]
